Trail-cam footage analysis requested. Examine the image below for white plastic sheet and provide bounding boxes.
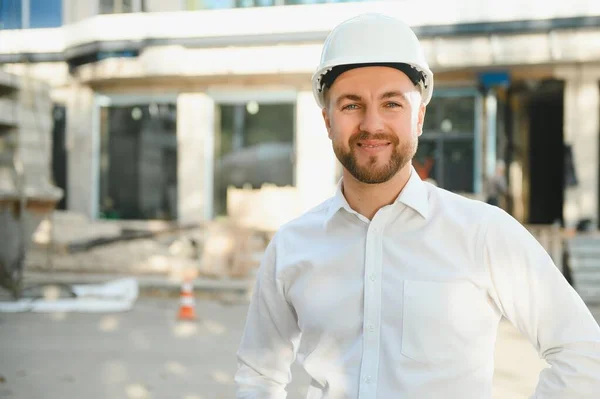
[0,278,138,313]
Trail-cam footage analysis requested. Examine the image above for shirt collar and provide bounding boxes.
[395,165,430,219]
[323,166,430,228]
[322,178,349,228]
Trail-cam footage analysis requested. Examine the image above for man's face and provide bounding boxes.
[322,66,426,184]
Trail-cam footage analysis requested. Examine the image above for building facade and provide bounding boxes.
[1,0,599,229]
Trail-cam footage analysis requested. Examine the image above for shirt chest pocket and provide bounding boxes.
[401,280,497,365]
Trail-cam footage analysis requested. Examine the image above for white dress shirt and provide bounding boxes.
[235,168,600,398]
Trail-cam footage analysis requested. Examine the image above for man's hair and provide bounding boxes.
[320,63,425,93]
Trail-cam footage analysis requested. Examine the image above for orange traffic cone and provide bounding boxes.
[177,279,197,321]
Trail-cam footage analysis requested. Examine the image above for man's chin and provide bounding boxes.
[350,168,397,184]
[353,155,390,168]
[354,175,395,185]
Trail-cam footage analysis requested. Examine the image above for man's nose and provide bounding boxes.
[359,107,385,134]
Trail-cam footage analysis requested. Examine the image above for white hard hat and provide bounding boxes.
[312,13,434,108]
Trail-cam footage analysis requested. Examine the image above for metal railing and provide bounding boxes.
[525,223,600,305]
[567,234,600,304]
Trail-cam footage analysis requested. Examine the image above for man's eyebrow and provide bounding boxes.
[335,91,411,106]
[335,94,362,106]
[380,91,410,101]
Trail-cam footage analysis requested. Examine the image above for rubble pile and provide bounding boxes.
[25,211,269,280]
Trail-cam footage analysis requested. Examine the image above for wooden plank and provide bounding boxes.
[570,258,600,269]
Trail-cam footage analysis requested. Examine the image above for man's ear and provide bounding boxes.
[416,103,426,137]
[322,107,332,139]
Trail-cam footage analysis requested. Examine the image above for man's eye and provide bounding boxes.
[385,102,402,108]
[342,104,359,111]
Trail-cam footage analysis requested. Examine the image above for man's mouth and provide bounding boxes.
[356,141,391,148]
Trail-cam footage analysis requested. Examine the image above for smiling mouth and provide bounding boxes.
[356,142,391,148]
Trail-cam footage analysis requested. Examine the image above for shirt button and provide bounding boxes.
[364,376,372,383]
[367,324,375,332]
[369,274,376,282]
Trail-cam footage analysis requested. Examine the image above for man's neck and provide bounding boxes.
[341,165,412,220]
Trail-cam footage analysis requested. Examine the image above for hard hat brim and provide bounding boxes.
[312,60,434,109]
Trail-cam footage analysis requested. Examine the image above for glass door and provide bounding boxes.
[415,88,481,194]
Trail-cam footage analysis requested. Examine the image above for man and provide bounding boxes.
[235,13,600,398]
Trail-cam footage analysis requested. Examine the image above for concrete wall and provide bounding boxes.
[2,63,70,98]
[0,69,62,201]
[16,78,54,191]
[556,66,600,228]
[0,97,18,127]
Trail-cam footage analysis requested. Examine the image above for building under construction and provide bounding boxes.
[0,0,598,231]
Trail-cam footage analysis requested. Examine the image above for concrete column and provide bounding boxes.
[63,0,98,24]
[484,91,498,178]
[295,91,337,210]
[144,0,183,12]
[177,93,215,223]
[16,77,53,189]
[65,84,96,218]
[556,66,600,228]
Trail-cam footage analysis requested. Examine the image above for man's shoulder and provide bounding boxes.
[428,183,487,211]
[430,183,526,234]
[273,196,335,239]
[426,182,503,225]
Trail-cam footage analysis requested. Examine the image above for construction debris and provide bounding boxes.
[24,213,269,282]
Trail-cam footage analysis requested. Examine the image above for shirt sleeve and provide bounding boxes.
[235,232,302,399]
[481,207,600,398]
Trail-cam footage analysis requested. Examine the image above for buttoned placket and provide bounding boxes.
[358,209,387,398]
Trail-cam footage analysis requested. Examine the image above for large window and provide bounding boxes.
[30,0,61,27]
[214,101,295,217]
[185,0,269,9]
[0,0,62,29]
[414,90,480,193]
[99,103,178,220]
[285,0,368,4]
[185,0,371,10]
[0,0,21,29]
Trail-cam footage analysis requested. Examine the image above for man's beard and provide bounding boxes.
[333,131,417,184]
